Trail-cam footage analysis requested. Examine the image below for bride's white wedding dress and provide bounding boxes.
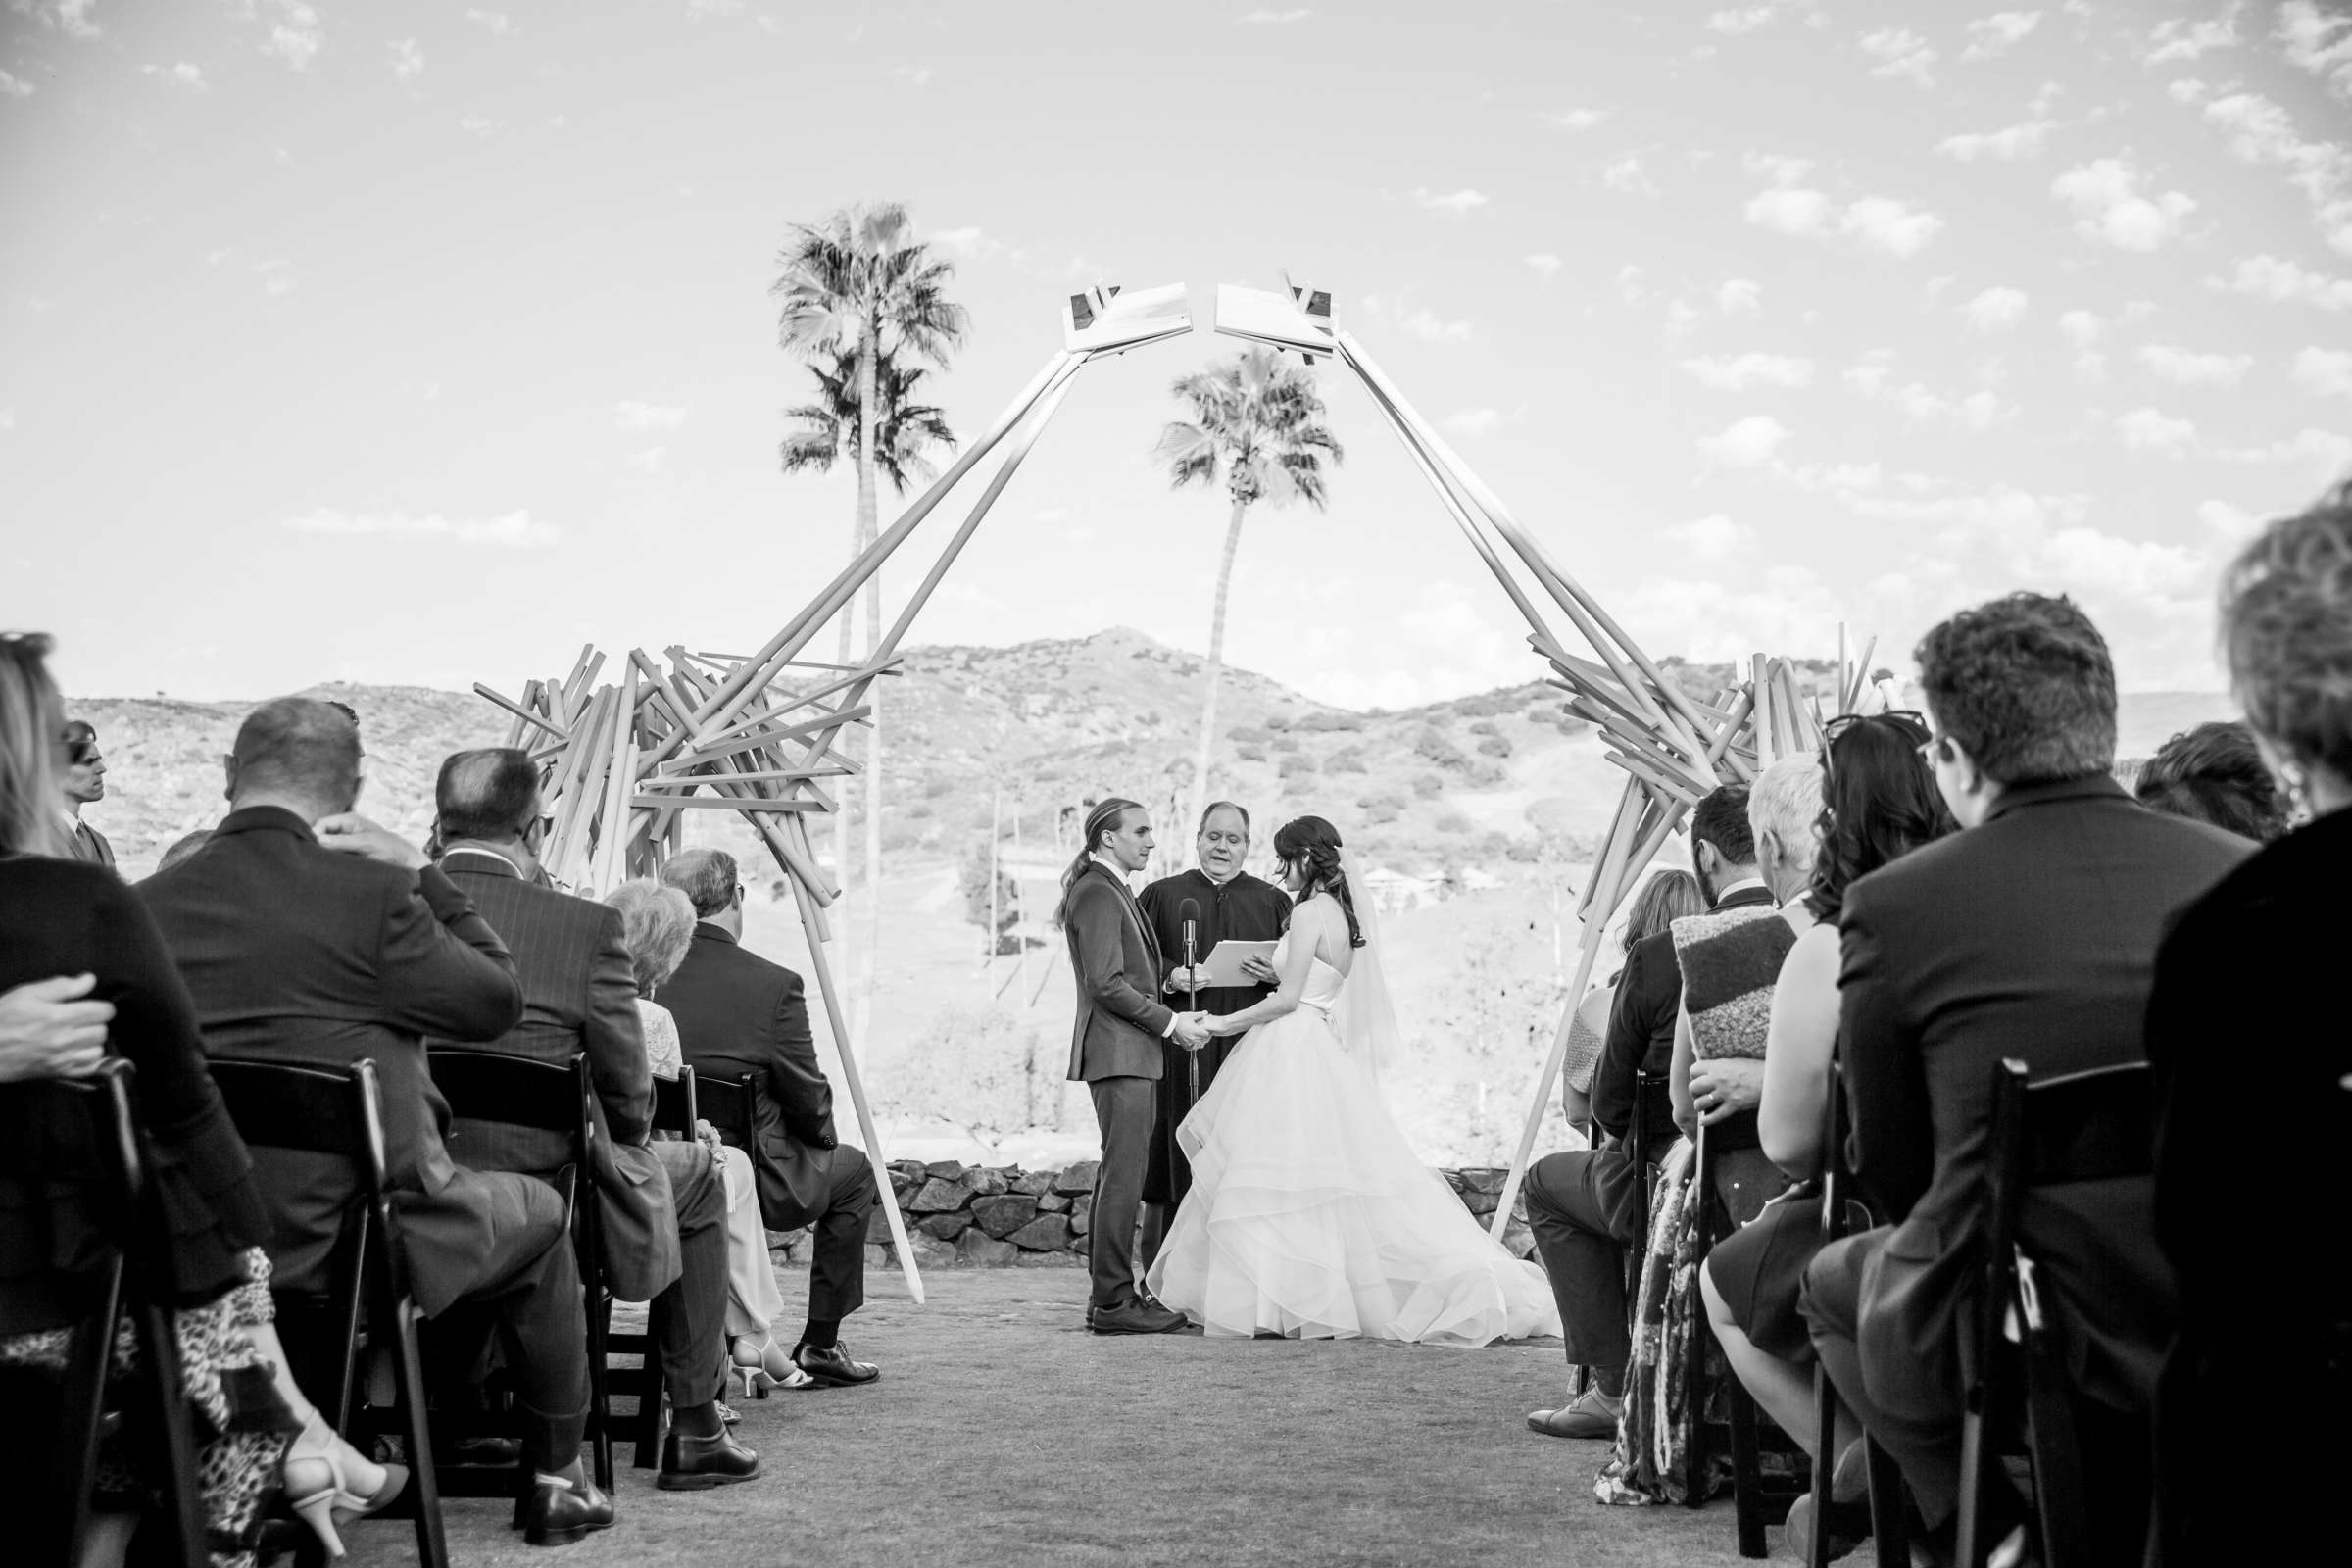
[1144,924,1562,1347]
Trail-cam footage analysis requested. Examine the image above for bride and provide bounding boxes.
[1145,815,1561,1346]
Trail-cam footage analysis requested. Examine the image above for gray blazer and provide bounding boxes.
[1062,860,1173,1083]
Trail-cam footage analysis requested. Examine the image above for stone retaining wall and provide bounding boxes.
[761,1161,1537,1273]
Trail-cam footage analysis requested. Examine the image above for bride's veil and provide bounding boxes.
[1331,857,1404,1082]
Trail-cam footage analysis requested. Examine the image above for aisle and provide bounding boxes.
[383,1270,1748,1568]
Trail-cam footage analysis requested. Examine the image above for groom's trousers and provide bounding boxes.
[1088,1076,1154,1310]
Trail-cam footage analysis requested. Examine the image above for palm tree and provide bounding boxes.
[772,202,968,1022]
[1154,348,1344,842]
[779,349,957,493]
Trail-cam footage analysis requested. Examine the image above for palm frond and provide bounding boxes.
[1155,347,1343,510]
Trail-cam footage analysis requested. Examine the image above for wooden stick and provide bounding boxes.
[627,795,823,811]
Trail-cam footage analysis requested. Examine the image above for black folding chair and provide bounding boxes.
[425,1048,608,1490]
[1804,1058,1908,1568]
[0,1060,206,1568]
[1685,1116,1797,1556]
[209,1055,448,1568]
[1955,1058,2152,1568]
[602,1065,702,1468]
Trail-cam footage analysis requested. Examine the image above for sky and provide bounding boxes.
[4,0,2350,710]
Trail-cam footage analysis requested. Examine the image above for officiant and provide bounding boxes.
[1135,800,1292,1264]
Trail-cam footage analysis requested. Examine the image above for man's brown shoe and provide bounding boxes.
[1090,1299,1189,1335]
[1527,1386,1624,1439]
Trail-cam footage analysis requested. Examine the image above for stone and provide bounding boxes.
[864,1208,894,1245]
[1036,1194,1072,1213]
[906,1177,971,1214]
[917,1212,970,1241]
[1440,1169,1469,1193]
[1462,1192,1498,1217]
[970,1195,1040,1240]
[1052,1160,1098,1197]
[1500,1220,1536,1260]
[1463,1167,1508,1196]
[965,1166,1010,1198]
[924,1159,968,1181]
[889,1159,929,1183]
[1010,1170,1056,1197]
[1011,1247,1082,1268]
[909,1232,959,1268]
[1007,1214,1074,1251]
[862,1243,893,1273]
[956,1227,1018,1266]
[1069,1196,1093,1237]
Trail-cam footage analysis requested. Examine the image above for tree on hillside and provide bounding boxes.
[772,200,969,1028]
[779,351,957,493]
[1153,348,1343,847]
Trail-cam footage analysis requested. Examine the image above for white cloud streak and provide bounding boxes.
[2051,158,2197,250]
[1679,352,1816,390]
[282,509,561,548]
[2137,342,2253,386]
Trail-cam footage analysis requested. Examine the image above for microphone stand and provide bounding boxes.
[1183,920,1200,1105]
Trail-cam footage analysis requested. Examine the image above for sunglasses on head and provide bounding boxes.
[64,734,100,767]
[1823,710,1930,746]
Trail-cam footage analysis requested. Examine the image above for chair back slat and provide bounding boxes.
[0,1057,141,1197]
[2017,1061,2153,1187]
[692,1071,758,1148]
[426,1048,588,1135]
[651,1067,698,1136]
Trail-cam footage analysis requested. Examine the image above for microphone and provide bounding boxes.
[1177,898,1200,966]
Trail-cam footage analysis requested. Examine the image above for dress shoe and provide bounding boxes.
[1089,1299,1190,1336]
[435,1434,522,1467]
[1526,1385,1624,1439]
[791,1340,882,1386]
[512,1470,614,1546]
[281,1411,409,1559]
[730,1334,815,1396]
[1782,1494,1871,1562]
[657,1427,761,1491]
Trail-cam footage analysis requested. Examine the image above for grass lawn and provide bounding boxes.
[351,1267,1761,1568]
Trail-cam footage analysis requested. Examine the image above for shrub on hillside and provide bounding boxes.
[1415,727,1469,769]
[1270,735,1300,753]
[1358,789,1408,824]
[1297,711,1365,733]
[1463,759,1508,788]
[1263,712,1294,731]
[1476,733,1512,759]
[1235,742,1267,762]
[1467,719,1501,736]
[1325,746,1368,774]
[1227,725,1269,744]
[1279,753,1318,778]
[1411,772,1445,799]
[1435,810,1472,834]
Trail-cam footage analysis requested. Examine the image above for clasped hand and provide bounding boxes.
[1169,1011,1216,1051]
[1688,1058,1765,1128]
[0,974,115,1083]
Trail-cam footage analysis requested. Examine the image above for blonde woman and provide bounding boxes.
[604,880,800,1395]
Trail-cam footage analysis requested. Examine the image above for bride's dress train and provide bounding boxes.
[1145,937,1561,1347]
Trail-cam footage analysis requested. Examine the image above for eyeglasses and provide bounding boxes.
[64,735,101,767]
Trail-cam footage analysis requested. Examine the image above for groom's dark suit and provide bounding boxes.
[1062,858,1175,1313]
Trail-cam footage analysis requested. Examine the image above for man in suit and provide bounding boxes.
[658,848,881,1388]
[1059,798,1210,1336]
[140,698,613,1546]
[433,750,758,1489]
[1522,785,1775,1438]
[1802,593,2249,1564]
[59,719,114,870]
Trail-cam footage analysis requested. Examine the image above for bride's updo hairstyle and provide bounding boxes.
[1272,815,1365,949]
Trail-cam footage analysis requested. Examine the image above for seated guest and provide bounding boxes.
[1701,712,1953,1558]
[1595,759,1820,1504]
[1560,870,1701,1128]
[154,828,213,874]
[59,718,114,869]
[139,698,613,1546]
[2148,485,2352,1565]
[606,879,797,1395]
[1802,594,2248,1566]
[1524,784,1775,1439]
[2132,718,2290,842]
[1,641,398,1567]
[659,850,882,1388]
[432,752,758,1489]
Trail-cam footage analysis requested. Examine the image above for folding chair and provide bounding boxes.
[210,1055,449,1568]
[424,1048,608,1489]
[0,1059,206,1568]
[602,1065,702,1468]
[1955,1058,2152,1568]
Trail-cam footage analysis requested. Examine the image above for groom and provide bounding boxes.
[1061,798,1208,1335]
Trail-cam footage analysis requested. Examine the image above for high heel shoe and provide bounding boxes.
[729,1335,812,1398]
[281,1410,410,1558]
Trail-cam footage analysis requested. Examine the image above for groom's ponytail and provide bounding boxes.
[1056,797,1143,927]
[1273,815,1365,949]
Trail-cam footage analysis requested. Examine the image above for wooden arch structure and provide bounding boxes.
[476,277,1869,1298]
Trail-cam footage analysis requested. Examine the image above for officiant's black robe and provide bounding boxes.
[1136,867,1292,1206]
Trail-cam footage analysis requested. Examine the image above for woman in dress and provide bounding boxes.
[1146,815,1559,1346]
[0,632,402,1566]
[603,879,799,1396]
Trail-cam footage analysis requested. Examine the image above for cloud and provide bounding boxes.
[2213,426,2352,479]
[1238,7,1312,21]
[2056,309,2101,346]
[1442,406,1526,439]
[1662,514,1754,561]
[1523,253,1562,277]
[459,115,502,137]
[893,65,936,87]
[0,408,14,431]
[1745,185,1835,236]
[0,68,29,98]
[1962,11,2041,61]
[614,401,690,431]
[253,0,322,70]
[2210,253,2352,310]
[1707,3,1799,33]
[464,8,516,37]
[2193,90,2352,256]
[1540,107,1611,130]
[2115,407,2197,454]
[1841,196,1944,257]
[282,509,561,548]
[2051,158,2197,250]
[1601,156,1659,196]
[2145,4,2241,63]
[2291,345,2352,397]
[1679,352,1815,390]
[14,1,99,40]
[2137,342,2252,386]
[1698,415,1791,468]
[1359,294,1473,345]
[253,259,295,297]
[1717,278,1762,315]
[388,37,423,82]
[1889,382,2009,429]
[141,62,207,90]
[2275,0,2352,99]
[1842,349,1895,395]
[1962,285,2030,333]
[1936,120,2057,161]
[1412,187,1490,216]
[1860,27,1936,86]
